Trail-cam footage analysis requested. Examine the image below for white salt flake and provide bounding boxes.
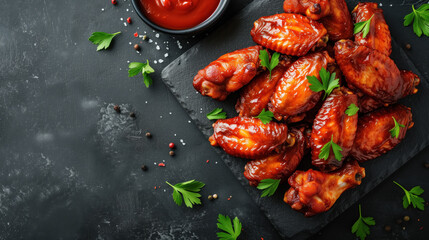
[155,33,160,38]
[164,53,169,58]
[156,45,160,50]
[158,59,164,63]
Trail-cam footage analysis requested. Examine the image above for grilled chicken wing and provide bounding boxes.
[244,127,306,186]
[269,51,335,121]
[352,2,391,56]
[351,104,413,162]
[193,45,262,101]
[251,13,328,56]
[357,94,386,113]
[283,0,331,20]
[209,117,289,159]
[311,88,358,172]
[334,40,419,104]
[284,160,365,217]
[236,58,291,117]
[320,0,353,41]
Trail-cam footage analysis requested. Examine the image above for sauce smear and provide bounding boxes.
[140,0,220,30]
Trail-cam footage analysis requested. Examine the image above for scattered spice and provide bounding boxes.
[154,186,157,189]
[402,226,406,230]
[396,219,403,224]
[113,105,121,113]
[169,150,175,156]
[127,17,132,24]
[145,132,152,138]
[141,165,148,171]
[403,215,410,222]
[206,160,210,163]
[111,0,117,5]
[213,194,218,199]
[142,35,148,41]
[384,225,392,232]
[134,44,140,51]
[134,32,138,37]
[424,162,429,168]
[169,142,175,149]
[158,163,166,167]
[405,43,411,50]
[208,195,213,200]
[129,112,136,118]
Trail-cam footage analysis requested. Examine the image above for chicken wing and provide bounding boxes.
[284,160,365,217]
[209,117,289,159]
[283,0,331,20]
[334,40,419,104]
[235,57,291,117]
[352,2,391,56]
[351,104,413,162]
[269,51,335,121]
[251,13,328,56]
[320,0,353,41]
[244,127,306,186]
[193,45,262,101]
[358,94,386,113]
[311,88,358,172]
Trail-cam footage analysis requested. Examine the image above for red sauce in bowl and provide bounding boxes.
[140,0,221,30]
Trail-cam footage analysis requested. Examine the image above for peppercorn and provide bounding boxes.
[403,215,410,222]
[141,165,148,171]
[127,17,132,24]
[384,225,392,232]
[142,35,148,41]
[169,151,175,156]
[111,0,117,5]
[113,105,121,113]
[145,132,152,138]
[424,162,429,168]
[213,194,218,199]
[208,195,213,200]
[396,219,403,224]
[405,43,411,50]
[129,112,136,118]
[134,44,140,51]
[169,142,175,149]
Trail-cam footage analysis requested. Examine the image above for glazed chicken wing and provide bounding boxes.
[193,45,262,101]
[284,160,365,217]
[320,0,353,41]
[236,58,291,117]
[251,13,328,56]
[283,0,331,20]
[244,127,306,186]
[351,104,413,162]
[269,51,335,121]
[352,2,391,56]
[311,88,358,172]
[357,94,386,113]
[334,40,419,104]
[209,117,289,159]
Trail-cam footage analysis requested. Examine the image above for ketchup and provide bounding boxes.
[140,0,221,30]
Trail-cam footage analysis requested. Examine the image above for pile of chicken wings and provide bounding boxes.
[193,0,420,216]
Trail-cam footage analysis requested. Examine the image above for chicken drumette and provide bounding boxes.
[283,0,331,20]
[320,0,354,41]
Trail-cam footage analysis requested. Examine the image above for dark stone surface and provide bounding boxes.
[0,0,427,239]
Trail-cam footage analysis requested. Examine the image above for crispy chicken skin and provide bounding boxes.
[209,117,288,159]
[320,0,353,41]
[351,104,413,162]
[352,2,392,56]
[244,127,306,186]
[235,58,292,117]
[268,51,335,121]
[283,0,331,20]
[251,14,328,56]
[311,88,358,172]
[193,45,262,101]
[334,40,419,104]
[284,160,365,217]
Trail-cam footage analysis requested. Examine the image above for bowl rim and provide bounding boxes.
[130,0,230,35]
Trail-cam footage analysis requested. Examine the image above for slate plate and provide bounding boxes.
[161,0,429,238]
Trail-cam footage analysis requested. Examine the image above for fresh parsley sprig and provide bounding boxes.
[404,4,429,37]
[255,109,274,124]
[88,31,121,51]
[319,135,343,161]
[259,49,280,79]
[166,180,205,208]
[207,108,227,120]
[345,103,359,116]
[257,179,281,197]
[307,67,340,99]
[217,214,242,240]
[389,117,405,138]
[351,204,376,240]
[128,60,155,88]
[393,181,425,210]
[354,15,374,38]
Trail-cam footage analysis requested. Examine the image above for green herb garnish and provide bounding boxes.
[319,135,343,161]
[257,179,281,197]
[259,49,280,79]
[354,15,374,38]
[404,4,429,37]
[166,180,205,208]
[351,204,376,240]
[307,67,340,99]
[345,103,359,116]
[255,109,274,124]
[88,31,121,51]
[207,108,227,120]
[128,60,155,88]
[393,181,425,210]
[389,117,405,138]
[217,214,242,240]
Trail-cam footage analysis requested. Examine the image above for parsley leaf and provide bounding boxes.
[217,214,242,240]
[389,117,405,138]
[354,15,374,38]
[255,109,274,124]
[352,204,376,240]
[393,181,425,210]
[319,135,343,161]
[404,4,429,37]
[259,50,280,79]
[345,103,359,116]
[207,108,227,120]
[257,179,281,197]
[307,67,340,99]
[128,60,155,88]
[88,31,121,51]
[166,180,205,208]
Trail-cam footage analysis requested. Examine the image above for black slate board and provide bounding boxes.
[161,0,429,238]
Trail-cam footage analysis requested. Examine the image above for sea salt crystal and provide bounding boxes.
[164,53,169,58]
[155,33,160,38]
[159,59,164,63]
[156,45,160,50]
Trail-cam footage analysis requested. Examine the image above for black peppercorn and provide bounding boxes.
[141,165,148,171]
[145,132,152,138]
[384,225,392,232]
[169,151,175,156]
[129,112,136,118]
[403,215,410,222]
[396,219,403,224]
[134,44,140,51]
[405,43,411,50]
[424,162,429,168]
[113,105,121,113]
